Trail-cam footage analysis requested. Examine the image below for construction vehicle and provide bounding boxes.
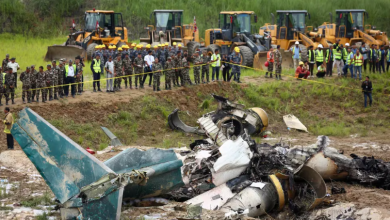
[141,10,201,59]
[256,10,330,69]
[45,9,129,61]
[204,11,271,67]
[318,9,389,47]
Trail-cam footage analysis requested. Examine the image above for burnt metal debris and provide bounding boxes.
[11,97,390,219]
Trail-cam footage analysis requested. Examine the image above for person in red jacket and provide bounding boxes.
[295,61,310,79]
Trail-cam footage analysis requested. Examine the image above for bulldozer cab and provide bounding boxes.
[218,11,256,40]
[276,10,309,40]
[151,10,183,32]
[84,10,125,39]
[335,10,366,38]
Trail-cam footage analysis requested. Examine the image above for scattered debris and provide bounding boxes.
[331,186,346,194]
[283,114,308,132]
[101,126,123,147]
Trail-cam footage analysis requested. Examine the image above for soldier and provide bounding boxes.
[4,67,15,105]
[2,54,10,71]
[177,44,183,56]
[181,53,191,86]
[172,42,178,53]
[20,67,32,103]
[193,51,202,84]
[58,60,65,98]
[36,66,46,103]
[173,51,182,87]
[30,65,38,102]
[75,57,83,95]
[274,45,283,80]
[99,45,106,75]
[201,50,211,83]
[122,53,133,89]
[113,53,123,91]
[129,43,136,61]
[45,64,54,101]
[152,57,163,91]
[51,61,60,99]
[133,53,144,89]
[0,67,4,106]
[229,47,242,83]
[164,56,174,90]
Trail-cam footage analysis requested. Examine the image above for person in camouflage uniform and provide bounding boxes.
[2,54,10,71]
[36,66,46,103]
[201,50,211,83]
[274,45,283,80]
[152,58,163,91]
[113,55,123,91]
[193,52,202,84]
[164,56,174,90]
[58,61,65,98]
[20,67,32,103]
[51,61,60,99]
[230,48,242,83]
[75,57,83,95]
[122,53,133,89]
[133,53,144,89]
[4,67,15,105]
[181,54,192,86]
[30,65,38,101]
[45,64,54,101]
[173,51,183,87]
[0,67,5,106]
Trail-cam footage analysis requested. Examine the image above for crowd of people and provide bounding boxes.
[1,40,388,107]
[287,40,390,81]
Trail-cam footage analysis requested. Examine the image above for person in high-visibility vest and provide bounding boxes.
[369,44,378,73]
[210,49,221,81]
[342,43,349,66]
[308,46,316,77]
[326,44,334,76]
[315,44,324,70]
[91,54,102,92]
[343,47,354,78]
[265,47,274,78]
[354,50,363,81]
[334,44,343,76]
[3,107,14,150]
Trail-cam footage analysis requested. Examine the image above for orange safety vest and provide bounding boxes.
[267,51,274,63]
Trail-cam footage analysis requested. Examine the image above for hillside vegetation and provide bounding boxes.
[2,0,390,38]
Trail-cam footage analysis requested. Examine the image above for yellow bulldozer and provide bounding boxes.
[256,10,330,69]
[45,9,129,61]
[318,9,389,47]
[204,11,271,67]
[140,10,201,58]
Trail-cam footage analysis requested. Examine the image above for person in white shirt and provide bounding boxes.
[143,50,154,87]
[105,56,114,92]
[316,63,326,78]
[7,58,20,88]
[65,59,77,97]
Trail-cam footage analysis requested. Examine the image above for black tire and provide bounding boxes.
[206,44,221,55]
[117,42,127,48]
[238,46,254,67]
[187,41,201,61]
[86,43,98,60]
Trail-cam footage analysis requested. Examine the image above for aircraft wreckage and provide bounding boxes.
[10,96,390,219]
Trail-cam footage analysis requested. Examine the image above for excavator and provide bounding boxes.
[140,10,201,59]
[45,9,129,61]
[256,10,329,69]
[204,11,270,67]
[318,9,389,47]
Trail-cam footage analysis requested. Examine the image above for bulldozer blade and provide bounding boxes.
[44,45,86,62]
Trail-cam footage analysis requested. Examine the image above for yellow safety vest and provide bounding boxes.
[347,52,355,65]
[315,50,323,62]
[342,48,348,60]
[308,50,315,62]
[3,113,14,134]
[387,50,390,61]
[65,64,77,77]
[211,54,220,67]
[2,72,5,85]
[334,49,342,60]
[93,59,101,73]
[355,54,363,66]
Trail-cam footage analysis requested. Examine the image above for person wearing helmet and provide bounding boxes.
[229,47,242,83]
[265,47,274,78]
[295,61,310,79]
[342,43,349,66]
[172,42,178,53]
[177,44,183,57]
[315,44,325,75]
[290,41,301,70]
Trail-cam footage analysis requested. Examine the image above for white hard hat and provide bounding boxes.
[318,44,323,48]
[295,41,299,45]
[345,43,350,46]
